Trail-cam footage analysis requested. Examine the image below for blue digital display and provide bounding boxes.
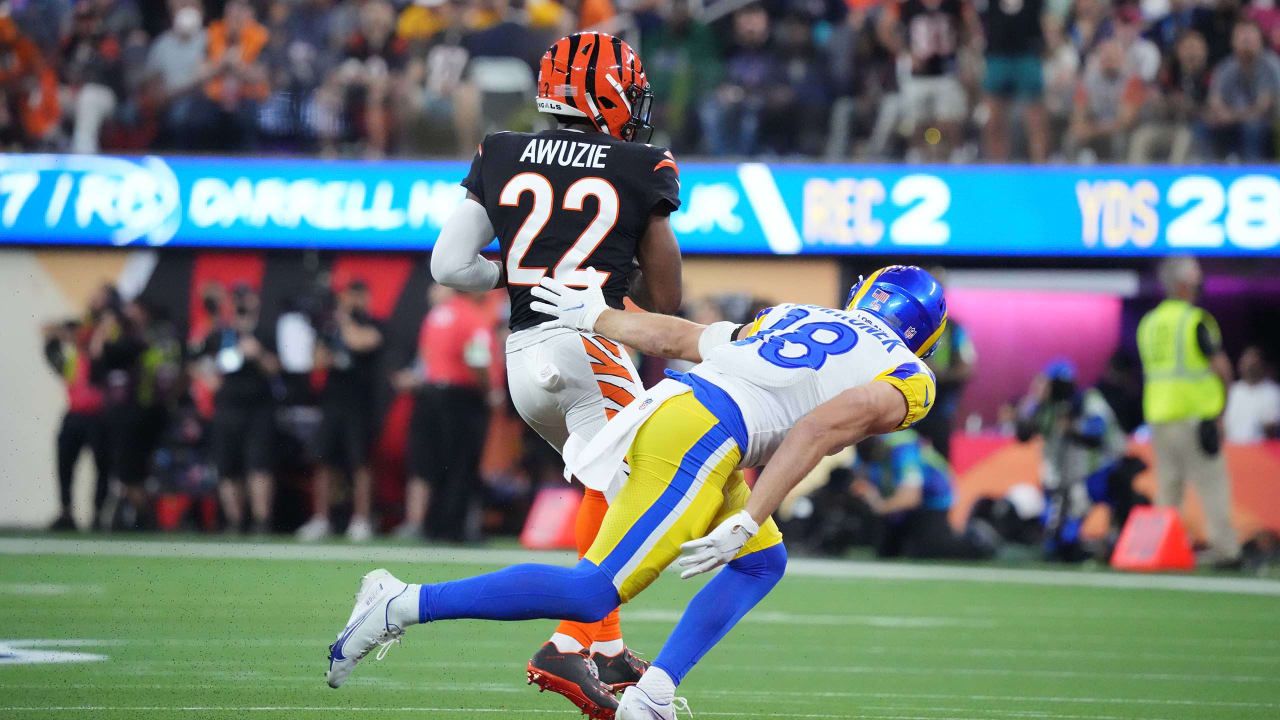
[0,154,1276,256]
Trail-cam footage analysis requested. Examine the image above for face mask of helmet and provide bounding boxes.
[619,83,654,143]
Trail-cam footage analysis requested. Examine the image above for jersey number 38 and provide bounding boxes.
[742,307,859,370]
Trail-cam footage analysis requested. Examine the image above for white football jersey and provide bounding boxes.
[689,303,937,468]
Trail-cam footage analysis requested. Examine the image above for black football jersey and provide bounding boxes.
[900,0,964,76]
[461,128,681,332]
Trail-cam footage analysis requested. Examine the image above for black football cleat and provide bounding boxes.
[526,642,619,719]
[591,647,649,691]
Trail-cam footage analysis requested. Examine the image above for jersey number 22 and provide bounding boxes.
[500,173,618,288]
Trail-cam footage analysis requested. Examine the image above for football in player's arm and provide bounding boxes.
[431,190,683,317]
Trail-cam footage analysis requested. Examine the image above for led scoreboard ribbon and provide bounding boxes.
[0,154,1276,255]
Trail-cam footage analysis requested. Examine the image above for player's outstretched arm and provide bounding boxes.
[530,276,706,363]
[745,381,908,526]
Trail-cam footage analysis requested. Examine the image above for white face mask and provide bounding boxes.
[175,6,202,35]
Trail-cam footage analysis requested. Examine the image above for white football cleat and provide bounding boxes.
[345,516,374,543]
[326,569,409,688]
[617,686,691,720]
[296,515,331,542]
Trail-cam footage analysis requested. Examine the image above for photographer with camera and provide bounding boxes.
[43,286,118,530]
[850,430,994,560]
[1016,359,1143,562]
[296,279,384,542]
[192,283,279,534]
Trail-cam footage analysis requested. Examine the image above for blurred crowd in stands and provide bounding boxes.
[2,0,1278,162]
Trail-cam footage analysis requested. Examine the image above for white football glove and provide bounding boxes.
[529,275,609,332]
[677,510,759,579]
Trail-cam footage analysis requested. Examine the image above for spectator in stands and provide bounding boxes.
[1204,19,1280,161]
[58,2,125,153]
[1016,359,1143,561]
[464,0,542,72]
[401,0,475,156]
[319,0,408,158]
[395,286,497,542]
[1066,0,1114,62]
[638,0,720,154]
[43,290,114,531]
[978,0,1050,161]
[825,0,902,158]
[1130,29,1210,162]
[1137,255,1241,567]
[1249,0,1280,55]
[699,3,777,156]
[1146,0,1215,58]
[253,0,323,151]
[145,1,208,150]
[398,0,451,44]
[885,0,979,160]
[1067,37,1145,161]
[95,0,144,41]
[192,284,279,534]
[202,0,271,150]
[0,15,59,148]
[1042,13,1082,155]
[850,430,993,560]
[1113,4,1161,82]
[297,280,384,543]
[1203,0,1243,64]
[759,13,832,156]
[457,0,543,147]
[1224,346,1280,443]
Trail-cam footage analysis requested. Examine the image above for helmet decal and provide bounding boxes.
[846,266,948,358]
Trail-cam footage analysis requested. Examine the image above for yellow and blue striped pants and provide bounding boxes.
[585,392,784,602]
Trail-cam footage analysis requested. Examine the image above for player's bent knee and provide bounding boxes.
[728,542,788,586]
[560,559,620,622]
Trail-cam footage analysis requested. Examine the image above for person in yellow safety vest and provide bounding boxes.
[1136,255,1241,568]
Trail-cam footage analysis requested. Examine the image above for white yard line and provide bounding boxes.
[0,583,104,596]
[14,634,1276,663]
[3,537,1279,596]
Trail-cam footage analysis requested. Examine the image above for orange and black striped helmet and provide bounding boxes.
[536,32,654,142]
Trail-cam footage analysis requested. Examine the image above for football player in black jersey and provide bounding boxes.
[430,31,682,719]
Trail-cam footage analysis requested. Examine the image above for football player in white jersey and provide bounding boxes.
[323,266,944,720]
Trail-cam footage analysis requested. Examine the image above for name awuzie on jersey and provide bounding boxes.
[518,138,610,169]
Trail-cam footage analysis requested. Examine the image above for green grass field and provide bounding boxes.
[2,536,1279,719]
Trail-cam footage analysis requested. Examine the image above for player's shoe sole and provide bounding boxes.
[325,568,408,688]
[527,642,619,719]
